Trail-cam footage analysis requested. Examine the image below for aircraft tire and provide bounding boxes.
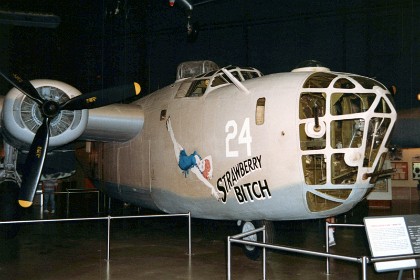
[0,180,21,239]
[241,220,275,261]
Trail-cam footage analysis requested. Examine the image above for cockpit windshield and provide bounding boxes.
[176,66,263,98]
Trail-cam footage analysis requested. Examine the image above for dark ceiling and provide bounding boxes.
[0,0,419,109]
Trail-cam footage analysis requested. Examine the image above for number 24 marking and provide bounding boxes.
[225,118,252,157]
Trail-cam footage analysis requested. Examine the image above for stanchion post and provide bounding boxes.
[326,222,330,275]
[227,236,231,280]
[188,212,191,256]
[361,256,368,280]
[107,215,111,261]
[262,225,266,280]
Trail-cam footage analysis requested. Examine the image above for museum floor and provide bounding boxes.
[0,194,419,280]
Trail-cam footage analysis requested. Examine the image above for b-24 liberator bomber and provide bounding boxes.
[90,60,397,259]
[0,60,397,258]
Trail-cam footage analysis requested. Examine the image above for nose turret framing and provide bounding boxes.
[298,72,396,213]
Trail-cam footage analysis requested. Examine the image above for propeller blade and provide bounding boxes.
[18,118,50,208]
[0,70,43,104]
[61,82,141,110]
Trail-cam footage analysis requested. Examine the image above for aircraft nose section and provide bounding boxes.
[297,72,396,214]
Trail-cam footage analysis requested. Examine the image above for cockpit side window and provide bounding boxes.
[232,71,242,80]
[211,75,228,87]
[186,79,209,97]
[175,81,192,98]
[241,71,260,80]
[222,71,242,83]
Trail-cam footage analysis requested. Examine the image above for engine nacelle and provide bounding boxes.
[79,103,144,142]
[1,79,88,149]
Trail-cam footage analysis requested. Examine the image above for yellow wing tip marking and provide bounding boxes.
[134,82,141,95]
[19,200,32,208]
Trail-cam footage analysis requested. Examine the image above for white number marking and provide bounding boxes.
[225,118,252,157]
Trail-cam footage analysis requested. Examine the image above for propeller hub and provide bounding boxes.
[42,100,60,118]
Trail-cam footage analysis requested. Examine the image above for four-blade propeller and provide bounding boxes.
[0,71,141,207]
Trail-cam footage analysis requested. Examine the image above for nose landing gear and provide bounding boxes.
[239,220,275,260]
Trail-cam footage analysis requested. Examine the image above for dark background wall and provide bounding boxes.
[0,0,419,109]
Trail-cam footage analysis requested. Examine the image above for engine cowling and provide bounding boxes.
[1,79,88,149]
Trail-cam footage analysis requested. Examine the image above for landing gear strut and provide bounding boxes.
[239,220,275,260]
[0,142,22,238]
